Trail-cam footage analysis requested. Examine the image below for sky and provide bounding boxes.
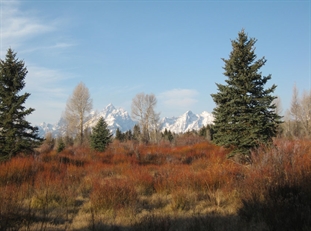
[0,0,310,125]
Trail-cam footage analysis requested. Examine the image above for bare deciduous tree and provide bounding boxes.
[299,90,311,137]
[273,96,283,116]
[65,82,92,145]
[131,93,160,143]
[284,84,311,138]
[290,84,300,137]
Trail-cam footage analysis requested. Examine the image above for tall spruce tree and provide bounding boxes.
[211,30,282,159]
[0,49,43,160]
[90,117,112,152]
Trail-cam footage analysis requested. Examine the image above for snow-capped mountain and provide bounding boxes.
[37,104,136,138]
[36,104,214,138]
[37,117,66,138]
[160,110,214,133]
[84,104,136,134]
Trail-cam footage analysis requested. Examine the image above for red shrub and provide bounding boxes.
[90,178,137,211]
[0,157,37,186]
[125,166,155,195]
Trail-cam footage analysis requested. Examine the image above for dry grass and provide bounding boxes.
[1,138,311,230]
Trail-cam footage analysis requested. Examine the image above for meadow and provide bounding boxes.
[1,134,311,231]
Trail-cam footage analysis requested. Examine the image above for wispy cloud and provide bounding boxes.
[23,64,75,124]
[0,1,76,124]
[21,42,77,54]
[26,65,73,95]
[0,1,56,55]
[159,88,199,108]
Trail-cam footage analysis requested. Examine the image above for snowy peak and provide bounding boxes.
[160,110,214,133]
[199,111,214,126]
[37,119,64,138]
[37,104,214,137]
[180,110,197,122]
[102,103,116,115]
[106,103,115,110]
[85,104,136,134]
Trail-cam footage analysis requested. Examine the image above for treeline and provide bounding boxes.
[115,124,213,143]
[1,29,309,161]
[40,124,214,154]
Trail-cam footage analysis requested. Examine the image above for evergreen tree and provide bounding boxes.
[56,136,65,153]
[125,130,133,141]
[90,117,112,152]
[63,135,74,147]
[0,49,43,160]
[132,124,141,141]
[211,30,282,158]
[115,127,124,142]
[198,125,207,137]
[162,129,174,142]
[198,125,213,141]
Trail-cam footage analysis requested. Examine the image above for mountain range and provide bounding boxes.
[37,104,214,138]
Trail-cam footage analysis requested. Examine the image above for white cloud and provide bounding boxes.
[21,42,77,54]
[0,1,76,124]
[26,65,73,95]
[0,1,55,55]
[23,65,75,124]
[159,88,199,108]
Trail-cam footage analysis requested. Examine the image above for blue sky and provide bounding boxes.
[0,0,310,125]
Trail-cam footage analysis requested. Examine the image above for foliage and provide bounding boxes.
[238,140,311,231]
[132,124,141,141]
[1,136,311,230]
[90,117,112,152]
[161,129,174,142]
[56,136,65,153]
[0,49,43,160]
[198,125,213,141]
[115,128,134,142]
[211,30,282,158]
[39,132,55,153]
[115,127,124,141]
[90,178,137,212]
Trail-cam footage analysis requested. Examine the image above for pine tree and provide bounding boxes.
[125,130,133,141]
[56,136,65,153]
[115,127,124,142]
[132,124,141,141]
[162,129,174,142]
[211,30,282,159]
[90,117,112,152]
[198,126,207,137]
[0,49,43,160]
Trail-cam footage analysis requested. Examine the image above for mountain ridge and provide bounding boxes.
[37,104,214,138]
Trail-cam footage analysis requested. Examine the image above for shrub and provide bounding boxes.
[90,178,137,212]
[238,139,311,231]
[126,166,155,195]
[0,184,27,230]
[0,157,36,186]
[170,187,197,211]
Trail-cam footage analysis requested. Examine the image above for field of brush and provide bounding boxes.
[1,135,311,231]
